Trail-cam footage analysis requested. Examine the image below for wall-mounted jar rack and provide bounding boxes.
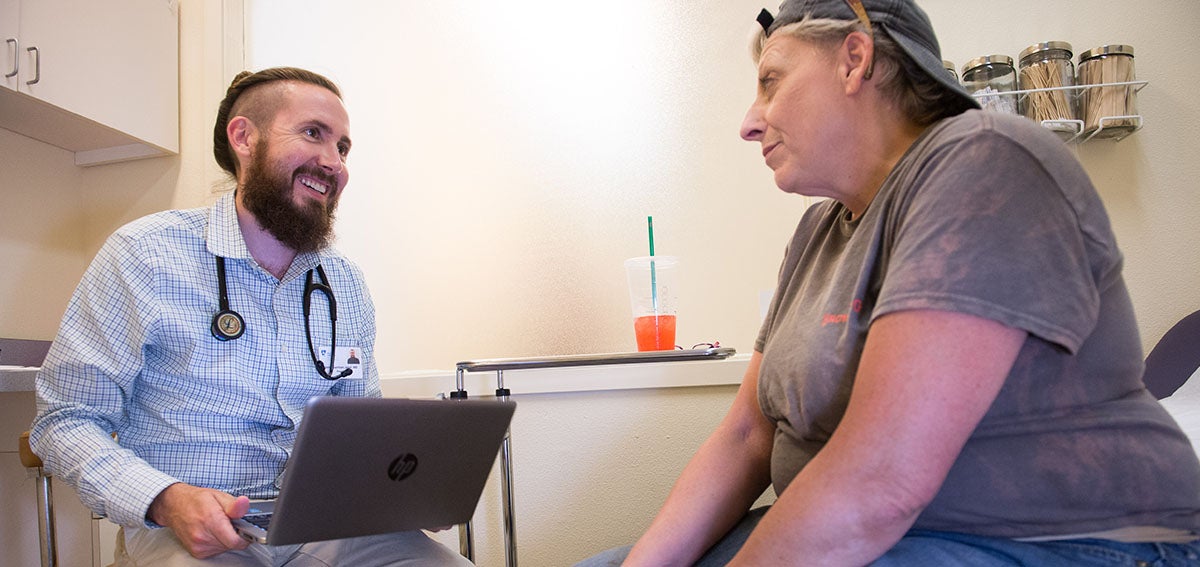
[971,80,1149,142]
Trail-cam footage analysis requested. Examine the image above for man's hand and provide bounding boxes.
[147,483,253,558]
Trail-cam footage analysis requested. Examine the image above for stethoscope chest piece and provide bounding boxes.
[211,256,245,341]
[212,309,245,341]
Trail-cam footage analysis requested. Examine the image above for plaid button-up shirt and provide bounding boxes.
[31,192,378,527]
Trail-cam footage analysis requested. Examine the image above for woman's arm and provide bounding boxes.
[624,351,776,567]
[728,309,1025,566]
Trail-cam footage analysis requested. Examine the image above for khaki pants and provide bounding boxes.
[113,525,472,567]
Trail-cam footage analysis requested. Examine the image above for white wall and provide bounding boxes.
[240,0,1200,375]
[5,1,1197,368]
[243,0,810,372]
[456,385,747,567]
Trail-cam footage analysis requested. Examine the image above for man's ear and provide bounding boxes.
[227,116,258,167]
[840,30,875,94]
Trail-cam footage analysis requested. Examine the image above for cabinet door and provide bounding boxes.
[18,0,179,152]
[0,0,17,91]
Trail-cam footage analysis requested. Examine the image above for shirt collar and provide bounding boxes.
[205,191,326,280]
[207,192,249,260]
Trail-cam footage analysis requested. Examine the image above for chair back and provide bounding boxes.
[1144,310,1200,399]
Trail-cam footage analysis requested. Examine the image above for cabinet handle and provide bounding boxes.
[26,46,39,85]
[4,38,16,79]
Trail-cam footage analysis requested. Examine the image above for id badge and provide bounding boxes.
[317,345,364,379]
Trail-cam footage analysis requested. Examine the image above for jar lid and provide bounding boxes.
[1019,41,1073,61]
[962,54,1014,75]
[1080,44,1134,61]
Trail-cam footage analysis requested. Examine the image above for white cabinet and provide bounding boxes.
[0,0,178,166]
[0,2,16,91]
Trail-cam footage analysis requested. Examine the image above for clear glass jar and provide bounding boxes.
[1018,41,1077,138]
[1078,44,1138,139]
[962,55,1018,114]
[942,59,958,82]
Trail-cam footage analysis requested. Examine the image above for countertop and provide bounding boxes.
[0,367,38,393]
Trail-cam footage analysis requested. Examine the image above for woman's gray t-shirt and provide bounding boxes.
[755,110,1200,538]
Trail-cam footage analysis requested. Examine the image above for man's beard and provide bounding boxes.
[240,141,339,254]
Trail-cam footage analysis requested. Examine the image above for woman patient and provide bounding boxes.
[578,0,1200,565]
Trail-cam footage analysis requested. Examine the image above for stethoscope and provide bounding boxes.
[211,256,353,380]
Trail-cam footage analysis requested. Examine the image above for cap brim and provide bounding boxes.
[885,28,980,110]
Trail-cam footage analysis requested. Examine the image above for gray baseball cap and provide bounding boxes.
[758,0,979,111]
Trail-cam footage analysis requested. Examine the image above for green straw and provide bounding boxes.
[648,216,658,313]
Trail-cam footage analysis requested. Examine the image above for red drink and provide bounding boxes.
[634,314,676,351]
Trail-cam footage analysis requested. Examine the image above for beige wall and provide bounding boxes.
[449,384,753,567]
[925,0,1200,351]
[244,0,1200,372]
[242,0,812,372]
[0,128,83,339]
[2,2,1199,565]
[7,1,1197,365]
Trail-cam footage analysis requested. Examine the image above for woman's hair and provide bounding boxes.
[212,67,342,177]
[752,18,972,126]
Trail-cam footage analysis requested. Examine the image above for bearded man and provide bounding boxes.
[31,67,470,567]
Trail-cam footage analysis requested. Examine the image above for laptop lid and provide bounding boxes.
[252,396,515,546]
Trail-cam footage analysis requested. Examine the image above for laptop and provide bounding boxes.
[232,396,516,546]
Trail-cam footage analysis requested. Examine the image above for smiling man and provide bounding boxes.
[31,68,470,566]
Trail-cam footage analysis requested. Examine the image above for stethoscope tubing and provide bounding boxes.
[303,265,352,380]
[210,256,352,380]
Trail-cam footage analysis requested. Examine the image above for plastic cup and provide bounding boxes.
[624,256,678,351]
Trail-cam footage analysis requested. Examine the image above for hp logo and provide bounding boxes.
[388,453,419,481]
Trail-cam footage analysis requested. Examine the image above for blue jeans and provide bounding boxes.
[575,507,1200,566]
